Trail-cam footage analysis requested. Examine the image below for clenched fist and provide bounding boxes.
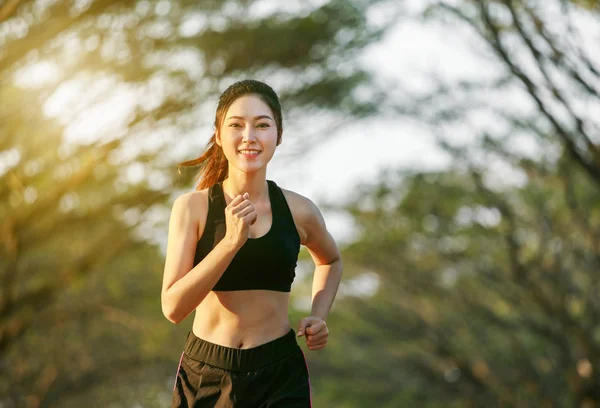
[297,316,329,351]
[223,193,257,250]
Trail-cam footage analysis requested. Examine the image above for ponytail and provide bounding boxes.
[178,134,228,191]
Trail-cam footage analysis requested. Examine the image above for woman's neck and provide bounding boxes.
[222,171,268,203]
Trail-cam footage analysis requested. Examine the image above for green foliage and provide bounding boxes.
[308,0,600,405]
[0,0,388,406]
[324,163,600,405]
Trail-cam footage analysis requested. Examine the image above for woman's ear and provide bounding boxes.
[214,131,222,147]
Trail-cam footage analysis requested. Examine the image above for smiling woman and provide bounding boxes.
[216,97,279,176]
[163,79,343,407]
[177,80,283,191]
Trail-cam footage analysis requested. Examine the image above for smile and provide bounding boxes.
[238,150,261,156]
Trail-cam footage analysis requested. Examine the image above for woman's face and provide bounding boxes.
[216,94,279,175]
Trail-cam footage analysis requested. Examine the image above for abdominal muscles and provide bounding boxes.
[192,290,291,349]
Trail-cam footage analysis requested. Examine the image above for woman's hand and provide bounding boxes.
[223,193,257,250]
[297,316,329,351]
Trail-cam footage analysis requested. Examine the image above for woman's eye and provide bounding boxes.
[257,123,270,128]
[229,123,242,128]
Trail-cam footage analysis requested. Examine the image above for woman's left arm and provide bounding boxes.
[293,195,343,350]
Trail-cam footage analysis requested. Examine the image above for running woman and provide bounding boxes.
[162,79,343,407]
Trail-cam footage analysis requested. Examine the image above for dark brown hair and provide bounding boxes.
[178,79,283,191]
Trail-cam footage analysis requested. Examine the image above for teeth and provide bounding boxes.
[239,150,260,155]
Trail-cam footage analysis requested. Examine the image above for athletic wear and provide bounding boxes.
[171,329,312,407]
[193,180,301,292]
[173,180,309,406]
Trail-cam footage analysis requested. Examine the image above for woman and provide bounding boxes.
[162,79,343,407]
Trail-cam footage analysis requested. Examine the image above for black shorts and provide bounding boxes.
[171,329,312,407]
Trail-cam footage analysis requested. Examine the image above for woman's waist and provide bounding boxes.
[192,296,291,349]
[191,320,293,350]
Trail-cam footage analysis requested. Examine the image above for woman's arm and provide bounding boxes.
[286,191,343,350]
[302,199,343,322]
[161,191,256,324]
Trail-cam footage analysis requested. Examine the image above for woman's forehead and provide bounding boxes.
[225,94,273,118]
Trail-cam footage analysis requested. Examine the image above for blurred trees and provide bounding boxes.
[6,0,599,406]
[312,0,600,406]
[0,0,390,406]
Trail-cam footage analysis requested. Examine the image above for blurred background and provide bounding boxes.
[1,0,600,406]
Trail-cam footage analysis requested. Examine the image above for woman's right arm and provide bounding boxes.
[161,191,256,324]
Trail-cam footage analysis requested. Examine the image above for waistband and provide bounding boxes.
[183,329,299,372]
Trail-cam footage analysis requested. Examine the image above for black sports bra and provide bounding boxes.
[193,180,301,292]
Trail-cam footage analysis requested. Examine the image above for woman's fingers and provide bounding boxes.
[223,194,257,247]
[307,338,327,350]
[231,198,252,214]
[230,194,257,227]
[236,203,255,219]
[306,322,326,335]
[243,211,258,226]
[307,332,328,342]
[228,194,245,208]
[306,323,329,350]
[306,333,328,345]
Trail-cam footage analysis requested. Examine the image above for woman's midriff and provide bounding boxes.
[192,290,292,349]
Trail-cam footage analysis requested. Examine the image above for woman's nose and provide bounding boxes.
[241,126,257,142]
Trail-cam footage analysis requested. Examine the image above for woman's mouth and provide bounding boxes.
[238,149,261,156]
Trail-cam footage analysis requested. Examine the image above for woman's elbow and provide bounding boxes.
[162,307,180,324]
[161,293,182,324]
[163,310,181,324]
[331,256,343,272]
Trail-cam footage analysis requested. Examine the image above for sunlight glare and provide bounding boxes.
[13,61,60,88]
[44,77,138,145]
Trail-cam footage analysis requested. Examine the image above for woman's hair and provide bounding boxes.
[178,79,283,191]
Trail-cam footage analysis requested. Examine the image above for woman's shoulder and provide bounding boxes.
[276,184,329,246]
[276,184,323,227]
[170,188,210,220]
[277,185,317,213]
